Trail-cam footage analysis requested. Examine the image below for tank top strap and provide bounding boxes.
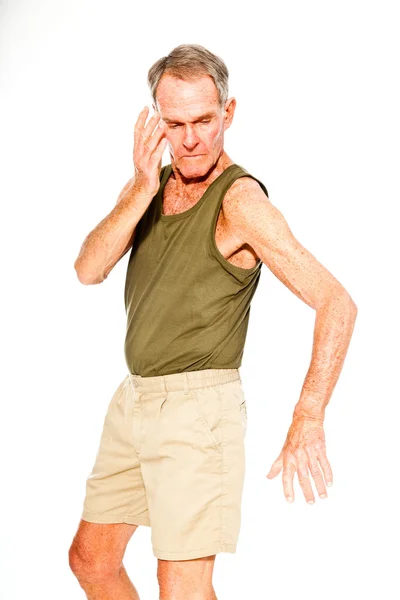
[124,161,269,376]
[208,163,269,225]
[156,163,269,226]
[159,164,170,186]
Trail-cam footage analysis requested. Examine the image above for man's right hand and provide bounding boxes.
[133,106,168,199]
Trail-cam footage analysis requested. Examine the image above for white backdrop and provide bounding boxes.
[1,1,399,598]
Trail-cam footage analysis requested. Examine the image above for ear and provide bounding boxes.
[223,97,236,131]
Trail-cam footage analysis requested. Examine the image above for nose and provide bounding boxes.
[182,125,199,150]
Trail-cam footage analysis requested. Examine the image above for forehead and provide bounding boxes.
[156,73,220,120]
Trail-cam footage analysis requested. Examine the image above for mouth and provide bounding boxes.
[182,155,203,158]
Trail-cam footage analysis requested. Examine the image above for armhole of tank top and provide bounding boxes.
[209,170,268,279]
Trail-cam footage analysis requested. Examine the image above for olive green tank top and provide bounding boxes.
[124,162,269,376]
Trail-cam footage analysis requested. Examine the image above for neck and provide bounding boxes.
[169,152,234,191]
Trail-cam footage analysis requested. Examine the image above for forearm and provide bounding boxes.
[293,291,358,421]
[74,179,152,284]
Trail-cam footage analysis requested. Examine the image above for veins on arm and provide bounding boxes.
[223,177,354,309]
[223,177,358,417]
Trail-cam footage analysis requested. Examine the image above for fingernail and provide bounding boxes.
[327,482,333,487]
[320,493,327,499]
[286,496,293,503]
[308,500,314,504]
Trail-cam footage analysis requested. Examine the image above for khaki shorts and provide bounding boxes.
[81,368,247,561]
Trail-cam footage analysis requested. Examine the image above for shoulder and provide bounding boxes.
[222,174,270,220]
[227,173,268,198]
[221,172,289,250]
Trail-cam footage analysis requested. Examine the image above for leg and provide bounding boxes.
[140,374,246,561]
[157,555,218,600]
[68,519,141,599]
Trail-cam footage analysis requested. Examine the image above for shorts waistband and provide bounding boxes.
[128,368,240,394]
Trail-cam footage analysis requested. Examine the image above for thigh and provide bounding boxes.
[81,375,150,526]
[157,554,216,598]
[69,519,138,574]
[138,378,247,560]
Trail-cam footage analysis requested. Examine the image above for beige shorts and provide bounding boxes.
[81,368,248,561]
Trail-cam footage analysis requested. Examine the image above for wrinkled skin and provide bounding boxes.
[267,414,333,504]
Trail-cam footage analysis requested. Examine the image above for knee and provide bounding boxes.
[68,540,120,584]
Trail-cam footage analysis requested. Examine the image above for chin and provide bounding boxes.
[178,156,211,178]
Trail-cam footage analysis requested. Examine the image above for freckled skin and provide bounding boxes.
[155,73,261,269]
[155,76,358,509]
[221,174,358,503]
[71,70,358,599]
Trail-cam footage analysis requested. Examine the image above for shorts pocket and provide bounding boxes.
[239,398,247,430]
[231,380,247,432]
[190,387,221,451]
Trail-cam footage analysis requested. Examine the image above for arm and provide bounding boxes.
[74,106,168,285]
[293,292,357,421]
[224,177,358,502]
[73,179,153,285]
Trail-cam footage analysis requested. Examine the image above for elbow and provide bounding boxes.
[345,293,358,316]
[74,260,106,285]
[341,293,358,321]
[76,273,104,285]
[320,288,358,317]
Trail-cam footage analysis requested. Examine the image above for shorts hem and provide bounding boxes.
[153,542,237,560]
[81,510,151,527]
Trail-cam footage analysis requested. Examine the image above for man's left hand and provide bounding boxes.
[266,416,333,504]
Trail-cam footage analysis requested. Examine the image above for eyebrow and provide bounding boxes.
[163,112,215,124]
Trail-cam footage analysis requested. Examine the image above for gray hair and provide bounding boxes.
[147,44,229,108]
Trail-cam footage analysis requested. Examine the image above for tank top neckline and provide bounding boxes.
[158,162,240,222]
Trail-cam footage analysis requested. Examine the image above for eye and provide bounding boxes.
[169,124,181,129]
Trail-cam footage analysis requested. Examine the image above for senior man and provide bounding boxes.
[69,43,357,600]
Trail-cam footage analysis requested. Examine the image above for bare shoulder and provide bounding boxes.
[224,174,269,208]
[225,174,268,199]
[222,174,354,310]
[222,175,273,235]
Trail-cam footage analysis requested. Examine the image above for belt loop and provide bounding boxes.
[183,372,189,395]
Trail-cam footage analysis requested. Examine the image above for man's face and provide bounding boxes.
[154,73,236,179]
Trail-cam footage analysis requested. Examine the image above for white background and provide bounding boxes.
[1,1,399,598]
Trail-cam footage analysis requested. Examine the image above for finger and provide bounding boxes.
[150,136,168,166]
[134,117,161,168]
[282,460,296,502]
[138,115,163,164]
[266,452,283,479]
[306,448,327,499]
[143,120,167,158]
[134,106,149,148]
[316,448,333,488]
[297,454,315,504]
[142,111,162,147]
